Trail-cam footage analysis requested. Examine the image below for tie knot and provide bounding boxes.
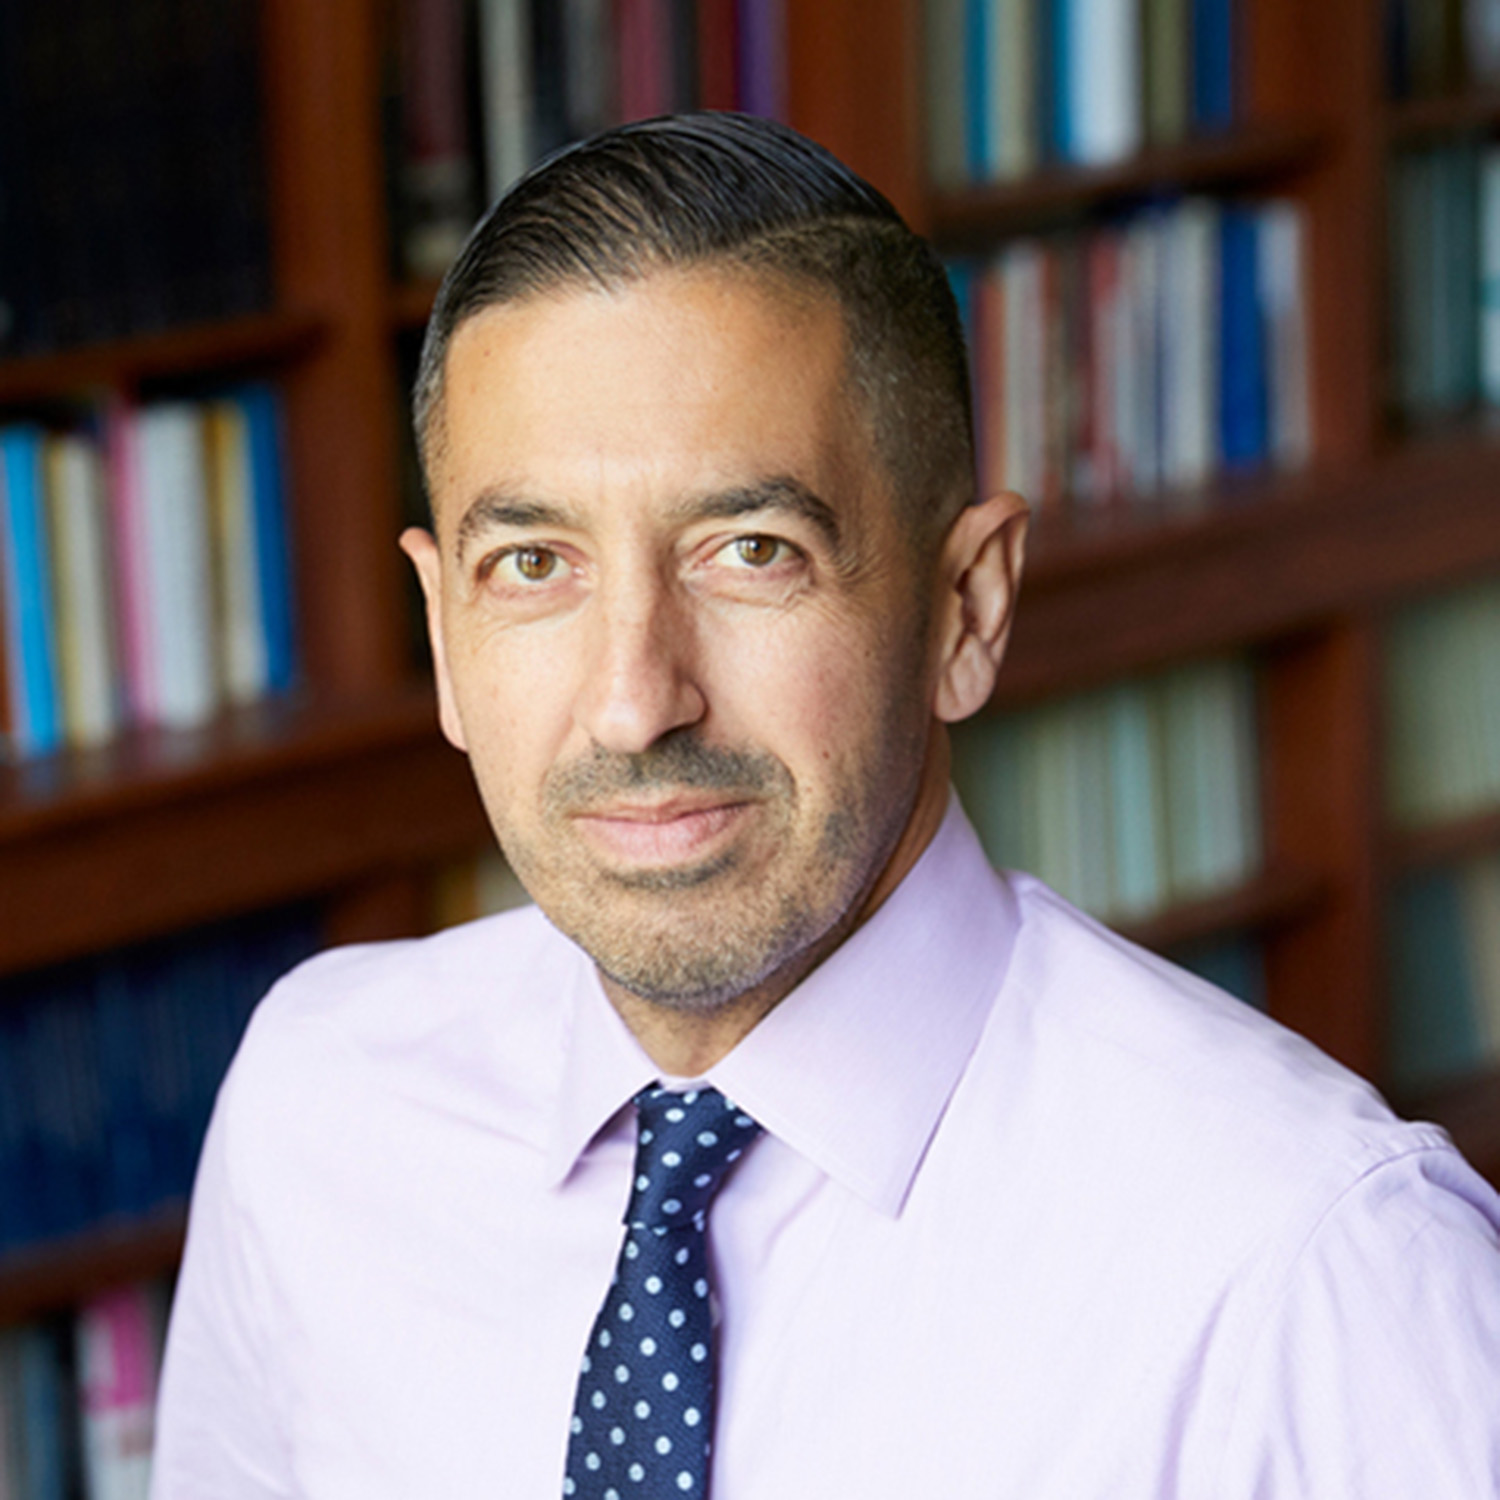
[627,1086,762,1233]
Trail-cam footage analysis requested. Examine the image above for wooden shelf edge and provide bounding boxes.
[994,430,1500,704]
[0,687,491,976]
[1389,803,1500,872]
[0,310,330,406]
[1112,864,1326,953]
[0,1209,186,1327]
[929,121,1327,247]
[1386,90,1500,142]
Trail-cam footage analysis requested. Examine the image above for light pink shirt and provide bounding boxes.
[152,798,1500,1497]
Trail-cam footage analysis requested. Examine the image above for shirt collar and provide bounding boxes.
[543,794,1019,1218]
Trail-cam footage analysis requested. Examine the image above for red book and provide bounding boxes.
[616,0,671,120]
[697,0,738,110]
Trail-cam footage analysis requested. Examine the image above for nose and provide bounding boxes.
[572,572,707,754]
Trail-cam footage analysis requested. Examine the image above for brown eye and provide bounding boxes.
[514,546,557,581]
[733,535,781,567]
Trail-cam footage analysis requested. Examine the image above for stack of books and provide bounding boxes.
[392,0,786,279]
[951,655,1263,924]
[0,907,321,1257]
[925,0,1239,187]
[1385,577,1500,828]
[0,1279,168,1500]
[1389,851,1500,1091]
[0,386,298,762]
[1387,0,1500,97]
[950,195,1310,512]
[1388,140,1500,425]
[0,0,270,355]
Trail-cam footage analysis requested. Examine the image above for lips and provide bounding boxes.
[571,798,752,866]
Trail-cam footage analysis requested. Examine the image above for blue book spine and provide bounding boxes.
[964,0,991,179]
[93,959,159,1221]
[0,425,62,755]
[0,1006,36,1252]
[1192,0,1236,129]
[238,384,299,694]
[16,1326,68,1500]
[1050,0,1074,161]
[1218,206,1268,469]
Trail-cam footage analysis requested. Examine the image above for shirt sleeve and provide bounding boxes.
[1217,1143,1500,1497]
[149,1071,296,1500]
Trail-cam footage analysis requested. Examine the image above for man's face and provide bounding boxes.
[410,268,940,1010]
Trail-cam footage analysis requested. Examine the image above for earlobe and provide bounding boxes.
[931,492,1029,724]
[398,526,470,753]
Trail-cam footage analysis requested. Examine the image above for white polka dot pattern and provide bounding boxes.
[563,1086,762,1499]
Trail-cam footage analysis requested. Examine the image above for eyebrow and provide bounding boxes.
[453,488,576,561]
[451,474,845,562]
[673,477,844,554]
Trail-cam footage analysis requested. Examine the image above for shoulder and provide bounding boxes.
[215,904,581,1164]
[983,870,1472,1219]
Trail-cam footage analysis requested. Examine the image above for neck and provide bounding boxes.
[601,724,953,1076]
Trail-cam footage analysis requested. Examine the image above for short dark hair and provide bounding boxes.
[414,113,974,542]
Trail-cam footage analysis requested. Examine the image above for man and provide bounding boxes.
[152,115,1500,1497]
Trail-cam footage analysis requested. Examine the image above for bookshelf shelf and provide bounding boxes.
[927,122,1327,248]
[1115,864,1326,954]
[0,311,328,406]
[0,688,488,977]
[1387,90,1500,142]
[0,1210,186,1327]
[1388,803,1500,871]
[998,432,1500,705]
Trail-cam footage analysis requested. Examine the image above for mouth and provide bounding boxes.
[570,797,755,868]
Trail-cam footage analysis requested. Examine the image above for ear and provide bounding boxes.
[930,491,1029,723]
[399,526,469,753]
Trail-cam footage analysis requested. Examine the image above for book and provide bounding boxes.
[696,0,739,109]
[478,0,534,200]
[1143,0,1190,144]
[926,0,968,187]
[737,0,785,119]
[75,1284,164,1500]
[1191,0,1237,128]
[1067,0,1143,166]
[239,386,299,697]
[135,404,218,730]
[1257,200,1313,469]
[398,0,479,277]
[1389,865,1486,1091]
[1218,204,1268,469]
[1480,144,1500,406]
[203,399,269,708]
[44,431,120,748]
[0,425,62,757]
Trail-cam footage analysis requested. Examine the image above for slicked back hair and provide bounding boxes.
[414,112,975,548]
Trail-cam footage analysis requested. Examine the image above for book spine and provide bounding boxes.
[239,386,300,696]
[0,426,63,756]
[736,0,785,118]
[696,0,738,109]
[478,0,534,200]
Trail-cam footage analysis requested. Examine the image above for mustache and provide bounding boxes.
[544,732,786,812]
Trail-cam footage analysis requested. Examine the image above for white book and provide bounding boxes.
[1257,200,1313,469]
[1001,240,1048,507]
[989,0,1038,181]
[1160,198,1220,490]
[137,404,218,730]
[44,432,120,747]
[478,0,534,204]
[1069,0,1142,166]
[203,401,269,705]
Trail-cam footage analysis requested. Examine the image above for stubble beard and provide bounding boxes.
[493,727,918,1014]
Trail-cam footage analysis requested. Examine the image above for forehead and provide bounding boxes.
[430,269,880,535]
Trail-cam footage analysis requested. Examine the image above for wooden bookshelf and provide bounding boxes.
[929,121,1327,246]
[7,0,1500,1321]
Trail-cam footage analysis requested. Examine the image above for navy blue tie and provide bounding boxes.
[563,1086,763,1498]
